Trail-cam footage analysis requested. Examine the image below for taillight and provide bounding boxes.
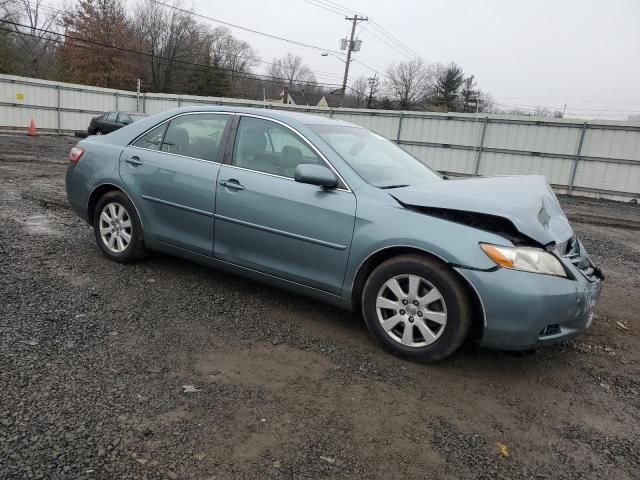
[69,146,84,164]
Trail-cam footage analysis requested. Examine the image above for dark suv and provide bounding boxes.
[88,112,148,135]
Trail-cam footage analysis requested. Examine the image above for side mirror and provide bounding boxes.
[294,164,338,188]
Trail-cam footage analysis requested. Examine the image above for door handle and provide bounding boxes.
[219,179,245,191]
[125,156,143,166]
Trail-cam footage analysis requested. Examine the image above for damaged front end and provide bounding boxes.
[388,174,604,283]
[392,201,538,247]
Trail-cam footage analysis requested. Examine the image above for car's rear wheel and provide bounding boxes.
[362,254,472,362]
[93,191,146,262]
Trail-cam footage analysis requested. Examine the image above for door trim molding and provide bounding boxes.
[214,213,347,250]
[142,195,213,217]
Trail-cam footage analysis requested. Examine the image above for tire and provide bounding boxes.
[361,254,472,363]
[93,191,146,263]
[94,129,102,135]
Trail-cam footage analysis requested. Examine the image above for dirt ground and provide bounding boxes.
[1,134,638,480]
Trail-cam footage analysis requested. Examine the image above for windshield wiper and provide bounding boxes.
[379,184,410,189]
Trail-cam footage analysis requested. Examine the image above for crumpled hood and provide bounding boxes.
[391,175,573,246]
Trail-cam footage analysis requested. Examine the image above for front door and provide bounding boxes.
[214,116,356,294]
[120,112,232,255]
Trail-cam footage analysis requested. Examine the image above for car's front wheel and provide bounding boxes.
[93,191,146,262]
[362,254,472,362]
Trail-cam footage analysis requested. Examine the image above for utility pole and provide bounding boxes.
[340,14,367,107]
[366,74,378,109]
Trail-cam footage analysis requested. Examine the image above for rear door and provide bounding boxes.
[119,112,232,255]
[213,115,356,294]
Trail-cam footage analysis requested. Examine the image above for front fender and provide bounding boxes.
[342,196,509,298]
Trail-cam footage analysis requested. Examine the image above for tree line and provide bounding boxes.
[0,0,498,113]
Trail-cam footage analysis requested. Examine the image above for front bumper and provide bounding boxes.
[456,247,603,350]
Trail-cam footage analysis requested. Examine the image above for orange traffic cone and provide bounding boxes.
[28,118,37,136]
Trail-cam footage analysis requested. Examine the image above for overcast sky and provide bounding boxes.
[191,0,640,120]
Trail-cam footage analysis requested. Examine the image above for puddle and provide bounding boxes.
[22,215,60,235]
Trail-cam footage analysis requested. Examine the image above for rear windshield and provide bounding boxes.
[310,125,441,188]
[129,114,147,122]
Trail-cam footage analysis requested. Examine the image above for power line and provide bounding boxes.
[299,0,346,16]
[151,0,347,57]
[368,20,421,59]
[154,0,389,82]
[0,19,347,91]
[494,95,640,107]
[351,58,389,80]
[495,99,640,114]
[20,0,345,81]
[359,24,414,60]
[298,0,420,59]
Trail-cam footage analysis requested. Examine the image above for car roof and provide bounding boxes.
[163,106,360,128]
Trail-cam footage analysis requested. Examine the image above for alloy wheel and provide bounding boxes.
[376,274,448,347]
[99,202,132,253]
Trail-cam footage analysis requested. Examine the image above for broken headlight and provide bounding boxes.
[480,243,567,278]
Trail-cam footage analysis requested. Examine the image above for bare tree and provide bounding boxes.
[366,74,379,109]
[206,26,258,94]
[349,75,368,108]
[384,58,431,110]
[266,53,316,90]
[460,75,479,112]
[477,92,496,113]
[1,0,60,77]
[0,0,17,73]
[133,0,201,92]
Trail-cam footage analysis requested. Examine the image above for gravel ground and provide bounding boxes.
[1,134,639,480]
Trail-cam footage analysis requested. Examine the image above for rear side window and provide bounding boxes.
[105,112,117,122]
[132,123,167,151]
[160,114,230,162]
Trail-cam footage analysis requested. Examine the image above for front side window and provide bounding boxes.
[105,112,117,122]
[161,114,229,161]
[310,125,442,188]
[232,117,322,178]
[132,123,167,151]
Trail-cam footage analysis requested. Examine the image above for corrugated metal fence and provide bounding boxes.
[1,73,639,201]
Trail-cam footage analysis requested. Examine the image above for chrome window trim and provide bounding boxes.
[222,164,351,193]
[128,111,234,160]
[234,113,352,193]
[128,145,222,166]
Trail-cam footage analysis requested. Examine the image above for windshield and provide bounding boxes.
[310,125,441,188]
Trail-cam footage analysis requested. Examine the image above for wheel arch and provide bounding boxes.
[350,246,485,340]
[87,183,143,227]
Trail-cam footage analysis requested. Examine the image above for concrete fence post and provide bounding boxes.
[396,111,404,143]
[568,122,588,195]
[142,93,146,114]
[56,85,61,134]
[473,117,489,176]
